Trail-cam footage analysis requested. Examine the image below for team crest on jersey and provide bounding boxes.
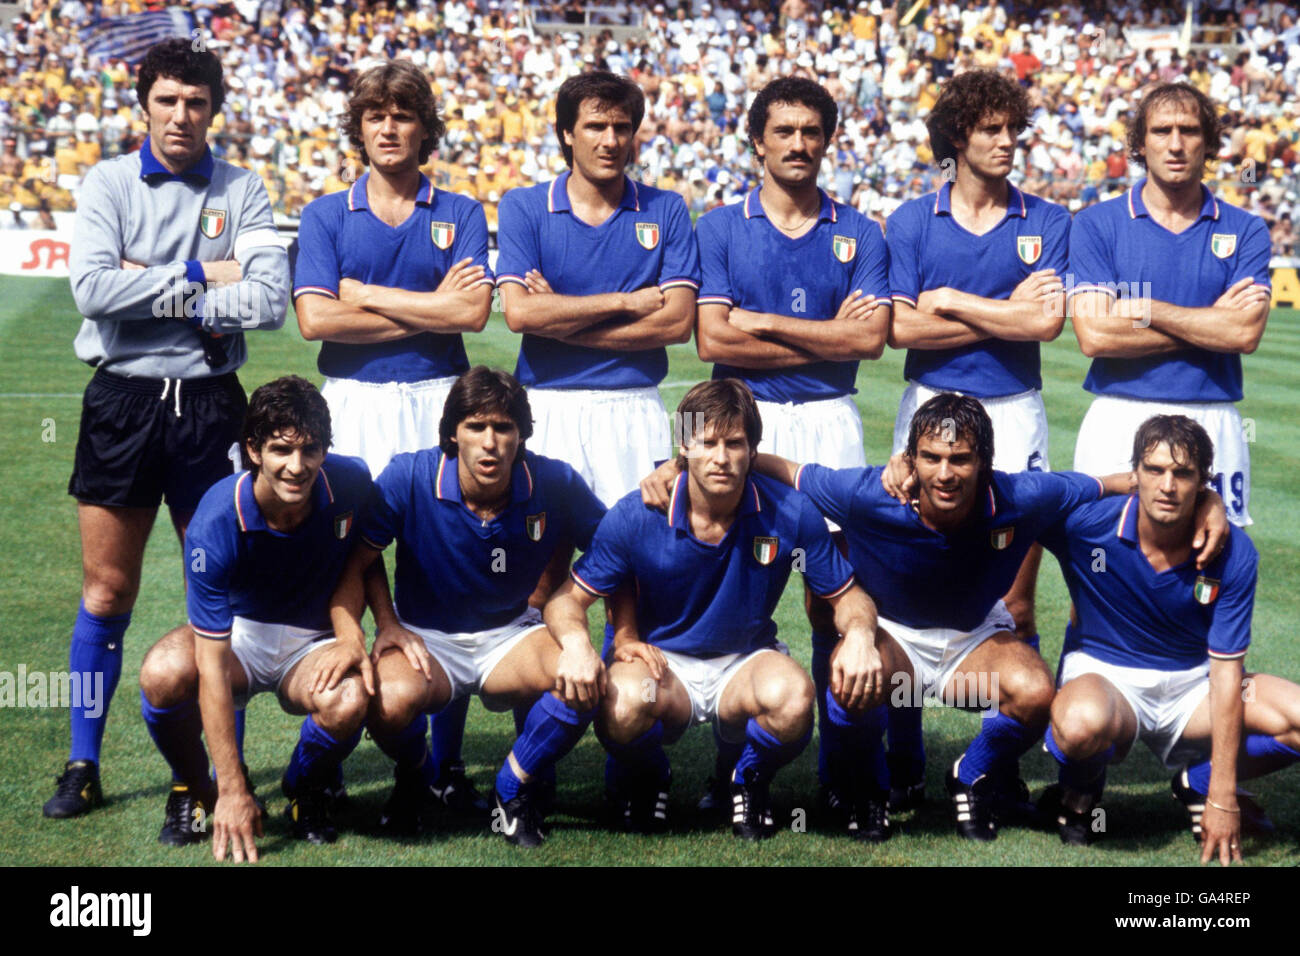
[333,511,353,540]
[1211,233,1237,259]
[430,222,455,250]
[526,512,546,541]
[1016,235,1042,264]
[635,222,660,250]
[199,207,226,239]
[832,235,856,263]
[1194,575,1221,605]
[753,536,779,566]
[990,526,1015,550]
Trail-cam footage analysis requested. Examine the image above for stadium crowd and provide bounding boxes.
[2,0,1300,254]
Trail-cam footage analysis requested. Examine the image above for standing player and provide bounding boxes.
[1069,82,1270,528]
[1040,416,1299,863]
[884,69,1071,808]
[137,377,375,859]
[551,379,879,840]
[494,70,700,508]
[331,367,607,848]
[294,60,495,814]
[692,76,891,825]
[49,38,289,818]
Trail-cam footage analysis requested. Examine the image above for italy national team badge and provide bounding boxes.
[1017,235,1042,264]
[1194,575,1221,605]
[526,512,546,541]
[1211,234,1237,259]
[199,207,226,239]
[635,222,660,250]
[333,511,353,540]
[832,235,856,263]
[753,536,778,566]
[430,222,455,250]
[990,526,1014,550]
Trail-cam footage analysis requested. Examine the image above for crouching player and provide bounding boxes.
[137,376,377,861]
[1040,416,1300,862]
[330,367,606,848]
[549,379,879,840]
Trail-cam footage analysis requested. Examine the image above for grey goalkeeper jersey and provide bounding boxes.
[69,145,289,379]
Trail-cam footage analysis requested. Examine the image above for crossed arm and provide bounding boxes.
[499,271,695,349]
[888,269,1065,351]
[695,292,891,367]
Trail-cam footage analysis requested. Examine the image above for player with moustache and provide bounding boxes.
[692,76,892,833]
[642,393,1229,841]
[1069,82,1271,528]
[552,379,880,840]
[294,60,495,816]
[50,38,289,819]
[330,367,608,848]
[1039,416,1300,863]
[883,70,1072,813]
[137,377,377,860]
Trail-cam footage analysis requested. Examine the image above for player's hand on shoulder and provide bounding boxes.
[555,635,604,711]
[640,458,681,511]
[835,289,877,322]
[624,285,665,318]
[613,640,667,682]
[372,621,435,680]
[1192,489,1230,569]
[881,452,916,503]
[1010,268,1063,302]
[438,257,487,292]
[1199,801,1243,866]
[212,789,263,864]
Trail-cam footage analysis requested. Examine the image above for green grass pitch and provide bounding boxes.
[2,274,1298,867]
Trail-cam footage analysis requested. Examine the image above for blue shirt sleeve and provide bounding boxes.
[695,209,733,306]
[1024,471,1106,527]
[658,193,701,291]
[1042,203,1070,278]
[885,203,922,306]
[851,216,891,301]
[570,504,635,597]
[1231,216,1272,291]
[559,463,607,552]
[292,198,341,299]
[1208,537,1257,660]
[185,506,236,639]
[1067,208,1116,298]
[454,198,495,284]
[359,454,413,551]
[793,494,856,598]
[794,462,876,528]
[494,188,538,287]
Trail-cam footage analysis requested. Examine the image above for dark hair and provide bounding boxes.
[1127,82,1222,169]
[555,71,645,168]
[344,60,445,166]
[1130,415,1214,482]
[136,37,225,114]
[439,367,534,455]
[925,69,1030,166]
[241,375,332,472]
[746,75,838,152]
[906,393,995,491]
[675,379,762,462]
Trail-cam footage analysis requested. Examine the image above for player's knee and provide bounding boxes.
[998,664,1053,724]
[315,675,368,736]
[81,574,139,617]
[601,671,656,741]
[367,678,426,735]
[758,670,815,739]
[1049,697,1112,758]
[138,637,197,707]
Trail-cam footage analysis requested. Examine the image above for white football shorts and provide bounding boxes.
[659,642,791,743]
[1058,650,1211,770]
[893,382,1051,474]
[527,385,671,507]
[228,617,337,709]
[1073,394,1251,526]
[880,601,1017,711]
[321,374,457,478]
[400,607,548,704]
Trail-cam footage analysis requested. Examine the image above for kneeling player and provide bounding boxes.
[548,379,879,840]
[1040,416,1300,862]
[137,377,377,861]
[331,367,606,848]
